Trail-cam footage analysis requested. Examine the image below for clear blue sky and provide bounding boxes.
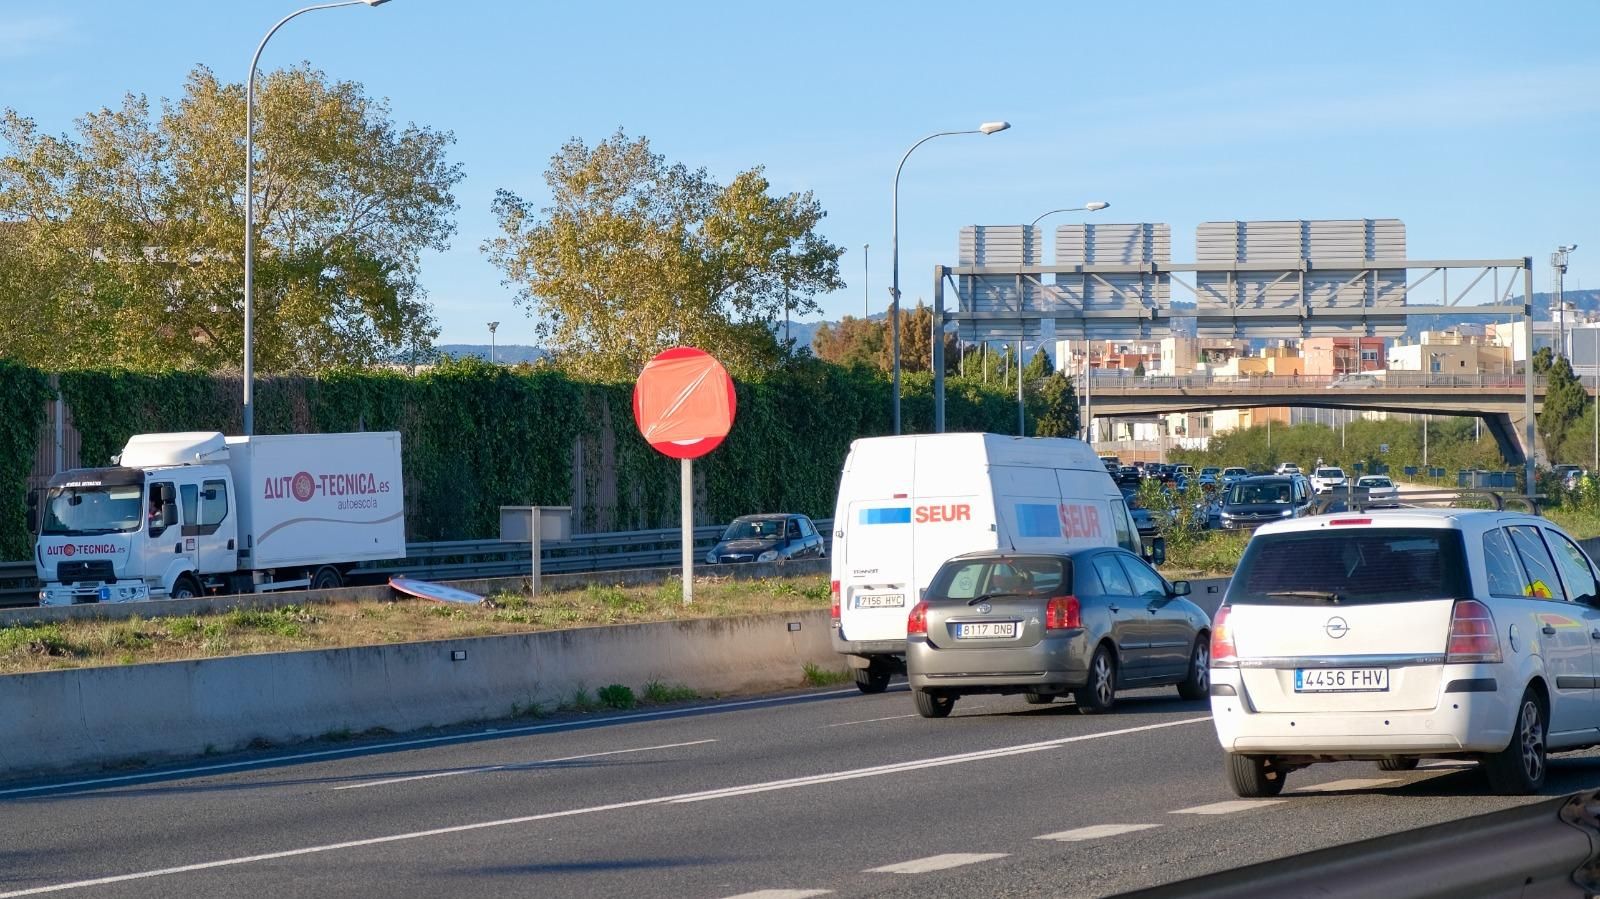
[3,0,1596,344]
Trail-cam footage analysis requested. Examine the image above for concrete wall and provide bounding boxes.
[0,609,836,777]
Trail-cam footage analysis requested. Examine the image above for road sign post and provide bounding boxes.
[499,506,572,599]
[633,347,738,605]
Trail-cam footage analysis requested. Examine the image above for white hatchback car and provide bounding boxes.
[1211,509,1600,797]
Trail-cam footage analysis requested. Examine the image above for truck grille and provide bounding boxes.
[56,560,115,585]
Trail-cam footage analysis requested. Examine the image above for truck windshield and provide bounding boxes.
[42,485,144,536]
[1228,482,1292,505]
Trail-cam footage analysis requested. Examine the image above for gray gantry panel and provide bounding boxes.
[959,225,1043,316]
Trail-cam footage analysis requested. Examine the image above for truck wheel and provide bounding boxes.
[311,567,343,591]
[854,663,892,694]
[170,575,202,600]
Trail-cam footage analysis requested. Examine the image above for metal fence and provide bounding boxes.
[0,520,835,609]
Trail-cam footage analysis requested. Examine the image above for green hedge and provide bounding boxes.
[0,362,52,558]
[14,359,1030,548]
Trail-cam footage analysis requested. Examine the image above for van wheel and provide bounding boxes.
[1074,645,1117,714]
[1024,691,1054,705]
[913,689,955,719]
[1226,753,1288,798]
[1377,757,1420,772]
[311,567,343,591]
[1177,637,1210,700]
[854,664,891,694]
[170,575,202,600]
[1483,689,1547,795]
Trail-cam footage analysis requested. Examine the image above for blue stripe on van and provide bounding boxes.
[1015,503,1062,538]
[859,507,912,525]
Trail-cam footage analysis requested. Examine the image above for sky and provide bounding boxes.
[2,0,1597,344]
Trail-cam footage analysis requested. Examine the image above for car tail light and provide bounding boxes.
[906,600,929,636]
[1045,596,1081,630]
[1329,518,1371,526]
[830,580,841,622]
[1211,604,1238,668]
[1446,600,1502,664]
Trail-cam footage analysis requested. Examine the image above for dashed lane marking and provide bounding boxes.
[1290,777,1396,793]
[824,714,918,728]
[719,891,833,898]
[1036,823,1162,842]
[1171,799,1287,815]
[866,853,1008,874]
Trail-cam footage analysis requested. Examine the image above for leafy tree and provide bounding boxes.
[812,315,886,370]
[0,65,461,371]
[486,130,845,378]
[1031,371,1079,438]
[1023,347,1054,380]
[1538,352,1590,462]
[1133,360,1147,378]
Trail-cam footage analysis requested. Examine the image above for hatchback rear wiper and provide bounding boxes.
[1265,590,1343,603]
[968,592,1025,606]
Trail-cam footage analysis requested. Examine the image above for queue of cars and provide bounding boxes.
[826,433,1600,798]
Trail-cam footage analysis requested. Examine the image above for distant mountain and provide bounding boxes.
[438,344,546,364]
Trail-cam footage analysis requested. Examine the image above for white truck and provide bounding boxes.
[31,431,405,605]
[829,433,1152,694]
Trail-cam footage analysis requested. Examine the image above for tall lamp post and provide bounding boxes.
[487,321,499,365]
[1027,202,1109,442]
[862,244,869,319]
[891,121,1010,435]
[1028,201,1110,228]
[243,0,392,436]
[1554,245,1577,359]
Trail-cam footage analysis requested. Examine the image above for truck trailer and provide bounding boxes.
[31,431,405,605]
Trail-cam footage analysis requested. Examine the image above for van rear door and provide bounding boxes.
[841,501,917,642]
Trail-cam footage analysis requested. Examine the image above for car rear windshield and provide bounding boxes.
[927,556,1068,601]
[1315,469,1343,478]
[1230,527,1469,605]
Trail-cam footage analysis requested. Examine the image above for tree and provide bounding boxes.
[1539,351,1590,460]
[812,315,886,370]
[1032,371,1079,438]
[1023,348,1054,380]
[1133,360,1147,378]
[485,130,845,379]
[0,65,461,371]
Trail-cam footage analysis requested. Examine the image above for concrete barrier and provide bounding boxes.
[0,557,830,627]
[0,609,837,778]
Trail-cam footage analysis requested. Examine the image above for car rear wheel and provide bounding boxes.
[1483,689,1547,795]
[1024,691,1054,705]
[1225,753,1288,798]
[1377,757,1420,772]
[1074,645,1117,715]
[1177,637,1209,700]
[913,689,955,719]
[853,664,892,695]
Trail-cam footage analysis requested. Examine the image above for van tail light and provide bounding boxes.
[1045,596,1082,630]
[907,600,929,636]
[830,580,841,622]
[1211,605,1238,668]
[1446,600,1502,664]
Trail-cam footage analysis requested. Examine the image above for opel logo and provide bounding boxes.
[1325,616,1350,639]
[976,603,992,614]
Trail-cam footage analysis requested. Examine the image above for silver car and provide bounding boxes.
[905,549,1212,718]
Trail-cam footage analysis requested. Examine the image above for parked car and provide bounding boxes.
[1122,489,1158,537]
[1274,462,1302,476]
[906,549,1210,717]
[1222,466,1250,485]
[1116,466,1142,488]
[1211,509,1600,797]
[1220,475,1315,530]
[1310,467,1348,495]
[706,514,825,564]
[1356,475,1399,507]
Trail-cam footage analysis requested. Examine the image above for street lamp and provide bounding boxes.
[1029,201,1110,228]
[243,0,392,436]
[1554,244,1577,360]
[890,121,1010,435]
[487,321,499,365]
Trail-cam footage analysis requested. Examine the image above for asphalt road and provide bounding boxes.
[6,664,1600,899]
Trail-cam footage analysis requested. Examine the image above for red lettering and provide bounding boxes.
[1085,506,1101,536]
[914,503,972,525]
[955,504,971,521]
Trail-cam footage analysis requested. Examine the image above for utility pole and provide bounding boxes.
[863,244,869,319]
[487,321,499,365]
[1554,245,1577,358]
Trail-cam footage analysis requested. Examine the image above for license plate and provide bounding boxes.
[854,593,904,609]
[955,621,1017,639]
[1294,668,1389,692]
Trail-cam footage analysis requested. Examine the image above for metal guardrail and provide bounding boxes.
[1087,370,1543,391]
[0,520,834,609]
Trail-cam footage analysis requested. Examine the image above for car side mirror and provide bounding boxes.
[1171,579,1192,597]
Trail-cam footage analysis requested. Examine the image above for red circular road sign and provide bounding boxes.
[632,347,737,460]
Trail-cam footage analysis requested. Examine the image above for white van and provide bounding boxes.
[829,433,1146,693]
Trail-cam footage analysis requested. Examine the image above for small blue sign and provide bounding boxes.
[859,507,912,525]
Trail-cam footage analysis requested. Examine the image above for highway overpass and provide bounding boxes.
[1086,372,1546,464]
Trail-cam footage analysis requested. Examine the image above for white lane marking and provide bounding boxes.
[0,689,861,798]
[0,716,1209,897]
[1171,799,1287,815]
[331,740,717,791]
[720,891,833,899]
[1291,777,1396,793]
[667,717,1212,804]
[867,853,1008,874]
[825,714,918,728]
[1036,823,1161,842]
